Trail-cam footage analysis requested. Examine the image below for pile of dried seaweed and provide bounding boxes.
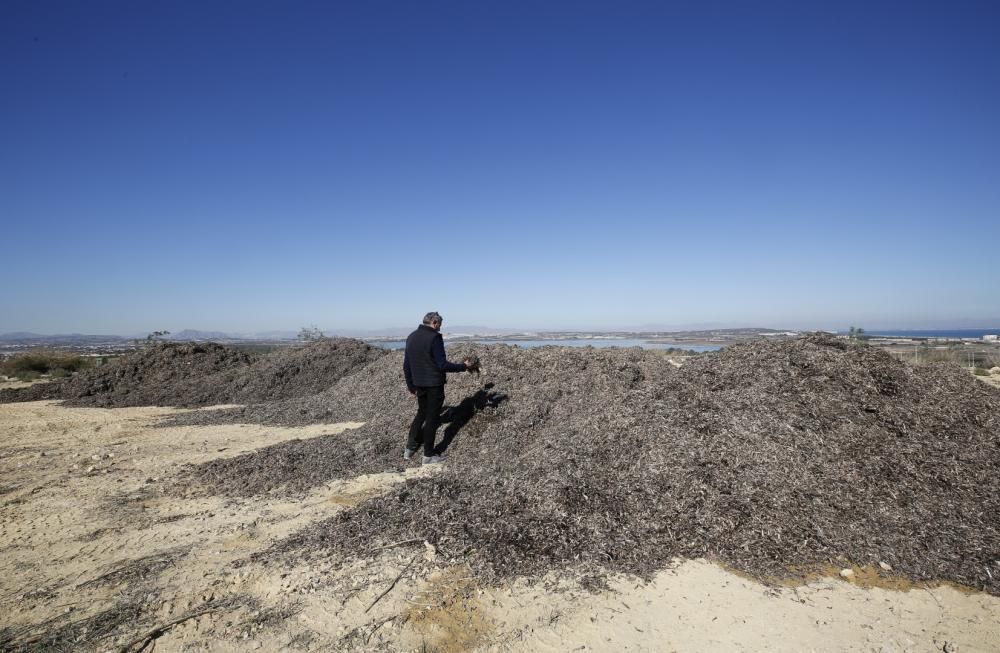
[244,335,999,594]
[0,342,258,407]
[229,338,387,403]
[164,349,414,428]
[0,338,385,408]
[179,344,666,496]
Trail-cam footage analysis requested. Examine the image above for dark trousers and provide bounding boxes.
[407,385,445,457]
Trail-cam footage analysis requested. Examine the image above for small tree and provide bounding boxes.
[298,326,326,342]
[134,330,170,348]
[847,326,866,345]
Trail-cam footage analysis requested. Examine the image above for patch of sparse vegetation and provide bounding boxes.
[0,350,94,381]
[915,345,960,364]
[904,345,998,368]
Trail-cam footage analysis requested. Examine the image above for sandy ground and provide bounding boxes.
[1,399,999,652]
[0,377,51,390]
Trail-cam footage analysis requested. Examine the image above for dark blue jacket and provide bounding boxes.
[403,324,466,391]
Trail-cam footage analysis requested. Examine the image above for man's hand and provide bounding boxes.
[463,355,481,373]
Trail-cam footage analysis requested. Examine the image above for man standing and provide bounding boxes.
[403,311,473,464]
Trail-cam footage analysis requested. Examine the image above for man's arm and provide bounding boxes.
[431,335,467,373]
[403,351,416,392]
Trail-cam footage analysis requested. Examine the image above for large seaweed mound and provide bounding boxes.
[0,338,386,408]
[0,343,258,407]
[231,338,387,403]
[229,335,998,594]
[181,344,668,496]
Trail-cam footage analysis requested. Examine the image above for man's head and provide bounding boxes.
[422,311,443,331]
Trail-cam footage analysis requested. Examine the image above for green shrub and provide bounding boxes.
[972,367,989,376]
[0,350,94,377]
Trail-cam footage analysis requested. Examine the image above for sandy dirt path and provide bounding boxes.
[1,400,998,652]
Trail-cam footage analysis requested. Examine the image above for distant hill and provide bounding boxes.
[0,332,44,340]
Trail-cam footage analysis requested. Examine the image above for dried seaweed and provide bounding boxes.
[0,342,255,407]
[0,594,246,653]
[0,593,152,652]
[0,338,385,409]
[246,336,998,594]
[176,344,656,496]
[76,545,192,589]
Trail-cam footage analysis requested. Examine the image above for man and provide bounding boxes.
[403,311,475,464]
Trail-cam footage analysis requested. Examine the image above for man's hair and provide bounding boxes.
[422,311,443,326]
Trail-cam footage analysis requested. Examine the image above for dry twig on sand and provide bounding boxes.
[115,603,230,653]
[366,554,418,614]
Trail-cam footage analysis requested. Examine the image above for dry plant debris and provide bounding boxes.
[0,595,151,652]
[76,546,193,590]
[0,592,247,653]
[245,336,999,594]
[0,339,385,408]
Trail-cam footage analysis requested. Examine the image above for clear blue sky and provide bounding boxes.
[2,1,998,334]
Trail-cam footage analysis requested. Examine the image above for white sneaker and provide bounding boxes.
[403,448,417,460]
[421,455,447,465]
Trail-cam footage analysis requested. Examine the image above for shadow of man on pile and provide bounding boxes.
[434,382,507,456]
